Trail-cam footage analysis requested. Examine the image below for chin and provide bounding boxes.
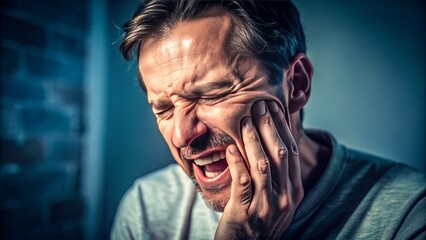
[200,189,231,212]
[192,177,231,212]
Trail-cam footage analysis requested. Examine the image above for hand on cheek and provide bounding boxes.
[215,100,304,240]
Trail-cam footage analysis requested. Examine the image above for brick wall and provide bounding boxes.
[1,0,88,239]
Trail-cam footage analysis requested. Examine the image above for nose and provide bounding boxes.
[172,107,207,148]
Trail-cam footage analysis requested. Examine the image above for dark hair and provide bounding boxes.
[120,0,306,86]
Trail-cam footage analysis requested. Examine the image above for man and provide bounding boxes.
[112,0,426,239]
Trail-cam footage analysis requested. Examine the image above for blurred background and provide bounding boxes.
[0,0,424,239]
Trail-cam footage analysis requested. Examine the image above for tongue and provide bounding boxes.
[204,159,228,172]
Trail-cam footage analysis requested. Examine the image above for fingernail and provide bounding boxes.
[243,118,252,129]
[228,145,238,154]
[268,101,279,113]
[255,101,266,116]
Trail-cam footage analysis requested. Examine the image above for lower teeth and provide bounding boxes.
[205,170,222,178]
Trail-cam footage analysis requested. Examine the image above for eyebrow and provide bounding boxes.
[149,98,171,109]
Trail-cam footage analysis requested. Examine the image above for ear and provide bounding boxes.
[285,53,313,114]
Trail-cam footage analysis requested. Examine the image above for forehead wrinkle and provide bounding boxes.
[171,12,234,58]
[149,43,185,70]
[140,11,240,102]
[180,64,240,98]
[139,11,235,67]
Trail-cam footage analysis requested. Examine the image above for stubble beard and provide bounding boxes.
[191,176,228,212]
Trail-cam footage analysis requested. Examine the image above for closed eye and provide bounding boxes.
[153,107,173,119]
[150,97,174,119]
[198,92,230,105]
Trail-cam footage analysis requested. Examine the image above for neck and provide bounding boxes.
[293,127,331,193]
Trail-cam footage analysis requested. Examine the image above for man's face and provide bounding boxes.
[138,11,286,211]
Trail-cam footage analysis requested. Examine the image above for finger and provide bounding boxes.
[226,144,252,208]
[241,117,272,196]
[267,101,301,188]
[252,101,288,191]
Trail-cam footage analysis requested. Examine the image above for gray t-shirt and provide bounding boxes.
[111,131,426,239]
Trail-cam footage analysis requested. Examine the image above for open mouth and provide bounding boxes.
[193,151,228,178]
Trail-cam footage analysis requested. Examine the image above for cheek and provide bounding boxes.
[158,121,192,174]
[201,87,283,128]
[200,102,248,139]
[199,88,285,155]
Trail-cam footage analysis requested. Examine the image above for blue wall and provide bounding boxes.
[1,0,88,239]
[297,0,425,172]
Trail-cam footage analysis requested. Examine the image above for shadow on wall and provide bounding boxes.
[1,0,88,239]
